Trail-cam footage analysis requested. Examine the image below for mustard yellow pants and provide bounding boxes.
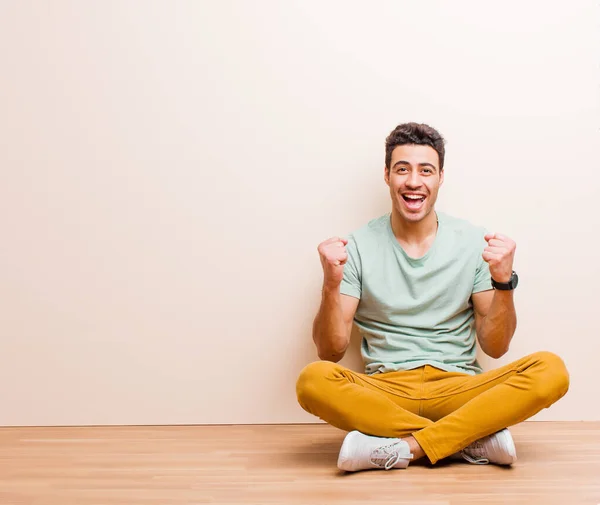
[296,351,569,464]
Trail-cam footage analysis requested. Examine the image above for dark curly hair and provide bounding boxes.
[385,122,446,172]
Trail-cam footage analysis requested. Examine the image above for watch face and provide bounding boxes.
[510,272,519,288]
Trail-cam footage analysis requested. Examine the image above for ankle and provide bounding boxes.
[403,436,426,461]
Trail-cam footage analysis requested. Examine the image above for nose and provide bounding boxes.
[405,171,422,188]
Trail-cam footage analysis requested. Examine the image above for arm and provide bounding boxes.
[472,289,516,358]
[313,288,359,362]
[473,231,518,358]
[313,236,360,362]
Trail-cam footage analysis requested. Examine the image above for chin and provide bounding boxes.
[397,206,431,223]
[403,213,426,222]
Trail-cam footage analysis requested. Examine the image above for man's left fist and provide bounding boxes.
[483,233,516,283]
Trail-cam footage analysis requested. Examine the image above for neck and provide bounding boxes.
[390,208,438,245]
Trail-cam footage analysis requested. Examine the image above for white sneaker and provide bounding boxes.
[337,431,414,472]
[459,428,517,465]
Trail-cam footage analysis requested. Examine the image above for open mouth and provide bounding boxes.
[401,194,426,211]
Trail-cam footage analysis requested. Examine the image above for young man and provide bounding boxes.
[296,123,569,472]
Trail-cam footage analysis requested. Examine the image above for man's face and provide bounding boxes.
[384,144,444,223]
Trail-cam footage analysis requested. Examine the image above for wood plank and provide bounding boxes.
[0,422,598,505]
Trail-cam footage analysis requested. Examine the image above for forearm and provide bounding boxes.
[478,290,517,358]
[312,286,349,361]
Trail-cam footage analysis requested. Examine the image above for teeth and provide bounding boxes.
[405,195,424,200]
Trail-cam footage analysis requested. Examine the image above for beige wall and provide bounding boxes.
[0,1,598,426]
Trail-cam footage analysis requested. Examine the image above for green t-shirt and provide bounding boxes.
[340,211,492,376]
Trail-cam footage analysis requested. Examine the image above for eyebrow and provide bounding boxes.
[392,160,437,171]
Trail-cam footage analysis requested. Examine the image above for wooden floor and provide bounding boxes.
[0,422,598,505]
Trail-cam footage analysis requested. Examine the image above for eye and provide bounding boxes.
[422,168,433,174]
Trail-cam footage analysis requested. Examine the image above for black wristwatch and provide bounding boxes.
[491,271,519,290]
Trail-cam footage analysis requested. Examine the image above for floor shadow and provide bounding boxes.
[277,433,345,469]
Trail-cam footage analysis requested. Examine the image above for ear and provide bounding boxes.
[439,169,444,186]
[384,166,390,186]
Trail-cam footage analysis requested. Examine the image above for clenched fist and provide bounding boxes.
[318,237,349,288]
[483,233,516,283]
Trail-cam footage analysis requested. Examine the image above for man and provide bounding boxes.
[296,122,569,472]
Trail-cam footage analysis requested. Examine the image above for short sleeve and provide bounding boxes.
[340,234,362,299]
[473,230,493,293]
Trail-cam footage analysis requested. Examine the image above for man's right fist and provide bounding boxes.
[317,237,349,288]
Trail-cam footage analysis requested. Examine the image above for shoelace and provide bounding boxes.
[460,452,489,465]
[460,440,489,465]
[370,442,413,470]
